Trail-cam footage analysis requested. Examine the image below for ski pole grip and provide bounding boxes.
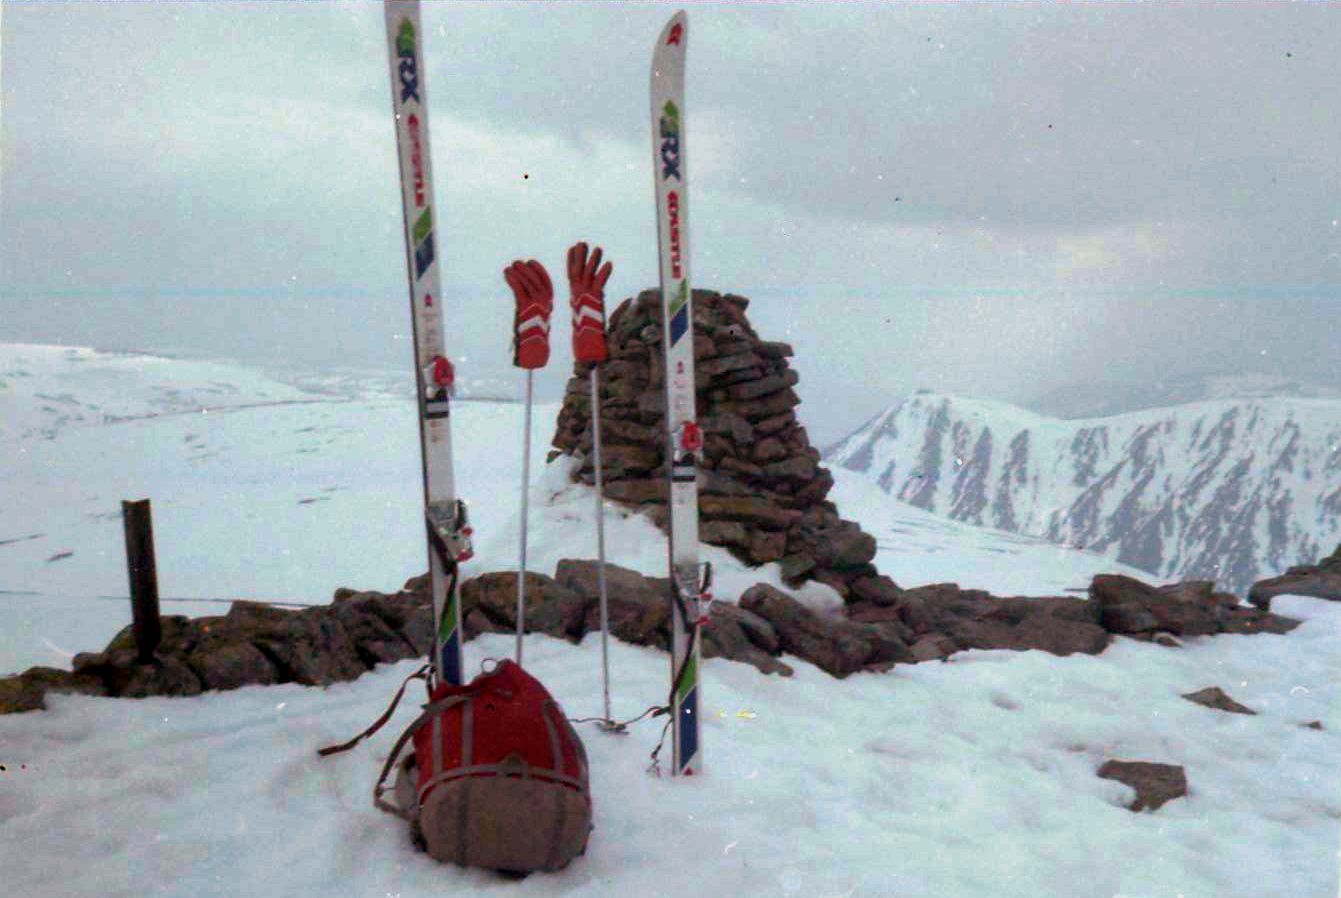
[505,260,553,369]
[567,242,612,364]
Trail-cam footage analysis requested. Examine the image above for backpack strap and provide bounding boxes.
[316,663,431,758]
[372,692,474,819]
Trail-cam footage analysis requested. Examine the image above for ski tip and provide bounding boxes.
[656,10,687,50]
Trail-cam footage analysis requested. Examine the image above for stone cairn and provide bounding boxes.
[550,289,894,603]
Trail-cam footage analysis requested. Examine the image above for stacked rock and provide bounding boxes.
[550,289,898,604]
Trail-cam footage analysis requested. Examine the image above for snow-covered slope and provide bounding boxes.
[1,344,1149,674]
[827,390,1341,595]
[2,345,1339,897]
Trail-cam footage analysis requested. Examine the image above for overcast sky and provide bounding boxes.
[3,1,1339,442]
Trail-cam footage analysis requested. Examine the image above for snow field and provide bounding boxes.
[2,597,1336,897]
[2,347,1338,896]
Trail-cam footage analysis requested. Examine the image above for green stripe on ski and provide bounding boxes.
[668,280,689,318]
[413,208,433,245]
[438,597,458,641]
[396,19,416,55]
[660,101,680,134]
[675,651,697,702]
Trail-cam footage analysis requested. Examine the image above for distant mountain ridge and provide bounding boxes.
[826,390,1341,595]
[1026,371,1341,419]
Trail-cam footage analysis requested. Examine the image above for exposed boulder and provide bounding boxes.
[739,583,912,677]
[224,603,367,686]
[1088,574,1298,640]
[851,575,903,607]
[1096,760,1188,812]
[0,666,108,714]
[461,571,586,632]
[13,588,439,711]
[1181,686,1256,715]
[1247,543,1341,610]
[845,583,1108,660]
[186,639,280,691]
[948,596,1110,657]
[702,604,794,677]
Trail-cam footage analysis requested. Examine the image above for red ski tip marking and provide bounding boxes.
[667,23,684,46]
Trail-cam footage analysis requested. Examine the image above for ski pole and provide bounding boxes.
[567,241,614,722]
[518,368,534,665]
[503,258,554,665]
[589,365,612,722]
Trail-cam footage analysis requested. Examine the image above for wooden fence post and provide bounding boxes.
[122,499,162,664]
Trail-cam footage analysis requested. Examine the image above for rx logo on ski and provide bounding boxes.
[659,102,682,182]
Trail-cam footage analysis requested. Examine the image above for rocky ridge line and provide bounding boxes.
[1,565,1299,714]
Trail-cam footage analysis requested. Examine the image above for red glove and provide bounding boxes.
[567,242,613,364]
[503,259,553,369]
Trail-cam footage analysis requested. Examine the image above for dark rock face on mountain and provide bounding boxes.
[828,392,1341,596]
[550,289,893,602]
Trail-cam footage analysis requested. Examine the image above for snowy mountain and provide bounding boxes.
[826,390,1341,596]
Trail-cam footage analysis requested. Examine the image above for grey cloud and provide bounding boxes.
[3,2,1339,446]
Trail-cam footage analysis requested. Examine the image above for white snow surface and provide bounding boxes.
[2,345,1339,897]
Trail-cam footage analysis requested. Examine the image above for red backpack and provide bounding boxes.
[323,659,592,873]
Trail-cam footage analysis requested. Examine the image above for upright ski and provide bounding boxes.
[651,10,704,776]
[384,0,472,686]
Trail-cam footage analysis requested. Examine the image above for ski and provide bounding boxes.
[384,0,472,686]
[651,10,704,776]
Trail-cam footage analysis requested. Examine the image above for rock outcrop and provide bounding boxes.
[2,565,1302,714]
[1248,543,1341,610]
[1088,575,1298,638]
[1181,686,1256,715]
[1097,759,1188,812]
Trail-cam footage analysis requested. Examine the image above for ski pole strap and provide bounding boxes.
[569,702,665,735]
[647,716,674,777]
[372,693,474,819]
[316,663,431,758]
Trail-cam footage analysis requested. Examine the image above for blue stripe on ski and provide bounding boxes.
[677,683,698,772]
[439,638,461,686]
[669,304,690,345]
[414,236,435,279]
